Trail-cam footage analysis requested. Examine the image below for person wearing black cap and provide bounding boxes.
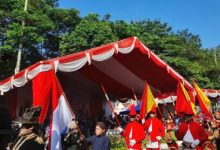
[119,104,146,150]
[9,106,44,150]
[80,122,110,150]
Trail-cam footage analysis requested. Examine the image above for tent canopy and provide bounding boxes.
[0,37,192,118]
[202,89,220,98]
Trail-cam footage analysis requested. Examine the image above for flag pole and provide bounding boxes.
[153,88,165,119]
[15,0,29,74]
[55,75,84,137]
[131,88,138,101]
[161,98,175,123]
[101,84,121,127]
[170,96,178,115]
[156,104,164,119]
[148,85,164,119]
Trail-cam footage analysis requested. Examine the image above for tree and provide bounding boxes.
[43,8,80,58]
[0,2,219,90]
[0,0,80,79]
[60,13,117,55]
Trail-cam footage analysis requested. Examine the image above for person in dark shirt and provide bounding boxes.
[9,106,44,150]
[82,122,110,150]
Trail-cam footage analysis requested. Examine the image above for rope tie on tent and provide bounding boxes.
[167,66,170,73]
[148,50,151,59]
[39,61,43,72]
[85,52,91,65]
[114,43,118,54]
[53,60,59,73]
[10,76,14,89]
[133,37,137,47]
[182,80,185,86]
[24,69,28,83]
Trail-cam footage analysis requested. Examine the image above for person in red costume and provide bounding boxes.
[175,112,208,150]
[118,104,146,150]
[143,107,165,150]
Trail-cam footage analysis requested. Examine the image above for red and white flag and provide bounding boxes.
[32,70,74,150]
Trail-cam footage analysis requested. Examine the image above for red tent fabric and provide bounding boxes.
[0,36,192,118]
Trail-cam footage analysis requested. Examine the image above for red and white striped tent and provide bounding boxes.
[0,36,193,119]
[202,89,220,98]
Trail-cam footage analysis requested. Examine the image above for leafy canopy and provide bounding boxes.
[0,0,219,89]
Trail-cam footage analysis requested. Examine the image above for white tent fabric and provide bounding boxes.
[156,96,176,104]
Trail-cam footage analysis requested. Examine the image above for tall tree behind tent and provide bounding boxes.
[0,0,219,89]
[0,0,80,79]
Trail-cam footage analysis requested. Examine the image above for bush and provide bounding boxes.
[109,135,126,150]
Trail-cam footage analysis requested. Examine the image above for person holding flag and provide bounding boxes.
[144,106,165,150]
[139,83,165,149]
[119,104,146,150]
[139,84,163,124]
[79,122,110,150]
[175,82,208,150]
[32,70,75,150]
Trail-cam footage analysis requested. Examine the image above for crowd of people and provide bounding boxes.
[3,104,220,150]
[115,105,218,150]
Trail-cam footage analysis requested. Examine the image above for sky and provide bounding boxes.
[59,0,220,49]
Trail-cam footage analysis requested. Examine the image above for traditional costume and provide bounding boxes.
[175,106,208,150]
[11,106,44,150]
[121,104,146,150]
[143,108,165,150]
[11,133,44,150]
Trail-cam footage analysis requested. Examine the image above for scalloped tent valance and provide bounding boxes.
[0,36,193,118]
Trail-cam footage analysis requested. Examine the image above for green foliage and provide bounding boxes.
[0,0,80,79]
[0,0,219,90]
[44,8,80,57]
[109,135,126,150]
[60,13,117,55]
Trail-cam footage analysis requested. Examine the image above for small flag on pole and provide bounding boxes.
[176,82,196,115]
[139,83,157,122]
[192,81,213,119]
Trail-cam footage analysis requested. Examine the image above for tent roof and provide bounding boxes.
[0,36,192,97]
[202,89,220,98]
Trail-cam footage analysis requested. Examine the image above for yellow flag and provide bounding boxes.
[180,83,197,115]
[180,83,191,102]
[140,84,157,120]
[193,81,211,110]
[146,85,157,113]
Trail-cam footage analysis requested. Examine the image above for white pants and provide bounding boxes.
[146,141,160,149]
